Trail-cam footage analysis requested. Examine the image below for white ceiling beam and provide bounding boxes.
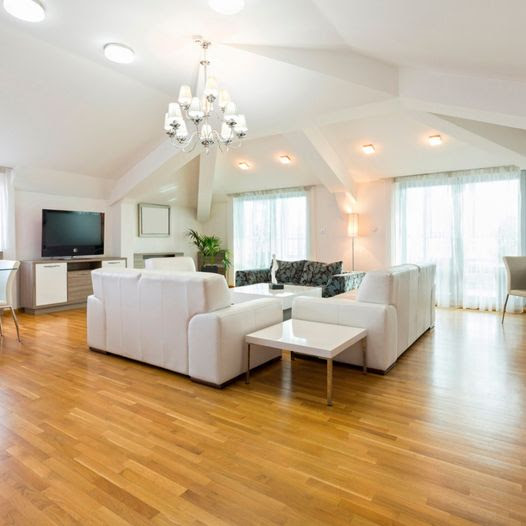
[229,44,398,96]
[110,139,199,204]
[315,98,402,127]
[408,111,526,168]
[285,127,357,201]
[197,149,217,223]
[400,67,526,130]
[433,114,526,159]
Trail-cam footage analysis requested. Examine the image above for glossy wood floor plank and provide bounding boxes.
[0,308,525,525]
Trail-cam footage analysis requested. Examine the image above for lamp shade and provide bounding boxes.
[348,213,359,237]
[204,76,219,99]
[168,102,182,118]
[218,89,231,110]
[178,85,192,107]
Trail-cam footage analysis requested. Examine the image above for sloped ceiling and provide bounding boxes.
[2,0,526,209]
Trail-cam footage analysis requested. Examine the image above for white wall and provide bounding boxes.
[114,199,202,268]
[354,179,392,270]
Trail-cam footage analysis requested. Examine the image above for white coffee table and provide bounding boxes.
[245,319,367,406]
[231,283,322,320]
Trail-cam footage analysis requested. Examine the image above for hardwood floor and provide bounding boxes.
[0,308,525,525]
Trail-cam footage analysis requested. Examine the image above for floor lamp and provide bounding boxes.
[348,213,359,271]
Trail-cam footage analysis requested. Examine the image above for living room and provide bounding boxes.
[1,0,525,524]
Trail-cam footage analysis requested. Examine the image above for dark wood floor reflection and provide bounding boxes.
[0,308,524,525]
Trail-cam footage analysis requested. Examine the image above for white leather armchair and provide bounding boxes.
[144,256,196,272]
[502,256,526,323]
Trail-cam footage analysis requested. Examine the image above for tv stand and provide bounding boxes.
[20,256,126,314]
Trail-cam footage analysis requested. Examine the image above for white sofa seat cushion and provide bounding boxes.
[145,257,196,272]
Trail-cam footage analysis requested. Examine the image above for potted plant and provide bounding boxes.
[186,229,231,272]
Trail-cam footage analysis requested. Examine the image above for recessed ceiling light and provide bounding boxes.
[362,144,375,155]
[428,135,442,146]
[208,0,245,15]
[279,155,292,164]
[238,161,250,170]
[3,0,45,22]
[103,43,135,64]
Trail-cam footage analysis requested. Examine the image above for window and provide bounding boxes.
[233,188,309,271]
[0,169,15,257]
[393,166,525,312]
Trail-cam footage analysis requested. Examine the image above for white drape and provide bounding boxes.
[233,187,309,271]
[393,166,525,312]
[0,168,16,259]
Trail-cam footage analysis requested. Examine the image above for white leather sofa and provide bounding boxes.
[144,256,196,272]
[292,264,436,373]
[87,268,282,385]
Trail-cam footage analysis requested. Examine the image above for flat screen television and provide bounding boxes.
[42,209,105,258]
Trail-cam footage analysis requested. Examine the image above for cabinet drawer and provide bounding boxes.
[35,263,68,306]
[101,260,126,268]
[67,270,93,304]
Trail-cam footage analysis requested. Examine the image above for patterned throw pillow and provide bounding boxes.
[274,260,306,284]
[299,260,343,287]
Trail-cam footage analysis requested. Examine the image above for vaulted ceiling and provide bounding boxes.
[2,0,526,212]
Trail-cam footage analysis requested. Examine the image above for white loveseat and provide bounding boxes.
[292,264,436,373]
[87,268,282,385]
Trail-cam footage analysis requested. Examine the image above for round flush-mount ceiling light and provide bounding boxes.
[103,43,135,64]
[208,0,245,15]
[3,0,45,22]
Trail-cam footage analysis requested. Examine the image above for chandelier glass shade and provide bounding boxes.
[164,39,247,153]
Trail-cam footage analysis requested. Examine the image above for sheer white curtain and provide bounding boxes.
[393,166,525,312]
[233,187,310,271]
[0,168,16,259]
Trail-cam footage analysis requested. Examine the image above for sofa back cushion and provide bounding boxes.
[275,259,306,283]
[357,264,435,356]
[299,260,343,287]
[145,256,196,272]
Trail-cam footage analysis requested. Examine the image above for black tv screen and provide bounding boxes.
[42,209,104,257]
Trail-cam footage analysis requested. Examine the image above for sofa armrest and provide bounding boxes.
[188,298,282,385]
[292,296,397,372]
[235,268,271,286]
[87,295,106,351]
[323,271,366,297]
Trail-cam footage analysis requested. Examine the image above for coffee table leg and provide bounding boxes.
[362,337,367,375]
[327,358,333,406]
[246,343,251,384]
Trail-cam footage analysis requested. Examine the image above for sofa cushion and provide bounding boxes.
[356,271,393,304]
[299,260,343,287]
[275,259,306,284]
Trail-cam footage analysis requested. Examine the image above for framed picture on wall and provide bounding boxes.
[138,203,170,237]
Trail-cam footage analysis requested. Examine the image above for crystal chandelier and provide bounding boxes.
[164,38,248,153]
